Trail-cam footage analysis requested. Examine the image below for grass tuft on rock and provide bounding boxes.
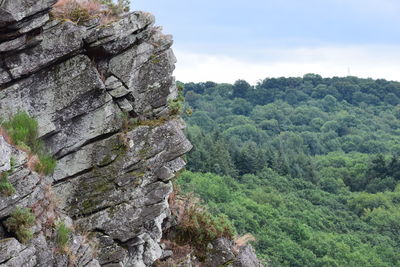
[5,207,35,243]
[56,221,71,253]
[51,0,130,25]
[0,172,16,196]
[169,190,235,261]
[1,112,56,175]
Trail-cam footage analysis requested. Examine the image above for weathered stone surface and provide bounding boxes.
[0,0,55,26]
[0,238,24,264]
[205,238,236,267]
[30,234,54,266]
[116,98,134,112]
[0,245,36,267]
[109,85,131,98]
[0,54,116,157]
[84,11,154,54]
[4,21,84,79]
[109,42,176,117]
[0,136,11,172]
[0,13,49,42]
[14,13,49,34]
[233,244,264,267]
[0,35,26,52]
[0,66,11,85]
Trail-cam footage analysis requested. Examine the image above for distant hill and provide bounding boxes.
[179,74,400,266]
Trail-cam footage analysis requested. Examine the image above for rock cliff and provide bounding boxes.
[0,1,262,266]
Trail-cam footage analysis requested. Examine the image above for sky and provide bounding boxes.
[133,0,400,84]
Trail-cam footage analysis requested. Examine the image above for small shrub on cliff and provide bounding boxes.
[101,0,130,15]
[56,221,72,253]
[168,85,185,116]
[0,171,16,196]
[5,207,36,243]
[170,191,235,260]
[51,0,130,25]
[176,207,234,250]
[1,112,56,175]
[0,157,17,196]
[2,112,39,150]
[35,154,57,175]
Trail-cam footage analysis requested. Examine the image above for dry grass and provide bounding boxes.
[0,127,12,144]
[234,233,256,253]
[51,0,125,25]
[166,186,235,262]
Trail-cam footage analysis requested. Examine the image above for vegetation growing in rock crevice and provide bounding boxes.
[51,0,130,25]
[0,157,16,196]
[168,85,185,116]
[0,171,16,196]
[4,207,36,243]
[165,187,235,262]
[56,221,72,253]
[1,112,56,175]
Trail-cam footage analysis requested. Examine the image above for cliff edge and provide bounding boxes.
[0,0,191,266]
[0,1,262,266]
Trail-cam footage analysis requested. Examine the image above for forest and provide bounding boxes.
[178,74,400,266]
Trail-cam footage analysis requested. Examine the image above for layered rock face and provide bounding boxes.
[0,0,192,266]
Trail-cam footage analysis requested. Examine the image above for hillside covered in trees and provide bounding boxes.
[178,74,400,266]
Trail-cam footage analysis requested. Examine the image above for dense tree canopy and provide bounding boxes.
[179,75,400,266]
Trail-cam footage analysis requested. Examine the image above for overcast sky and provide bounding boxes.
[133,0,400,84]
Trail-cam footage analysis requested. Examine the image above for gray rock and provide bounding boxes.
[0,13,49,42]
[30,234,54,266]
[155,166,174,182]
[105,76,121,90]
[160,250,173,260]
[0,0,55,27]
[0,66,11,86]
[0,238,25,263]
[205,238,236,267]
[233,244,264,267]
[0,35,26,52]
[109,86,131,98]
[0,136,11,172]
[4,21,84,79]
[84,12,155,54]
[0,246,36,267]
[116,98,134,112]
[109,41,177,117]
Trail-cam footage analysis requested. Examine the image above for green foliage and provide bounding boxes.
[68,5,92,23]
[174,195,235,260]
[0,171,16,196]
[56,221,71,253]
[5,207,35,243]
[2,112,56,175]
[35,154,57,175]
[101,0,130,16]
[3,112,39,151]
[180,76,400,266]
[168,85,185,115]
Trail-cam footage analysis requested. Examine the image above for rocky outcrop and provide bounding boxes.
[155,237,263,267]
[0,1,263,266]
[0,0,192,266]
[206,238,263,267]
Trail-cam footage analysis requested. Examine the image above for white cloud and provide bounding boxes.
[173,45,400,84]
